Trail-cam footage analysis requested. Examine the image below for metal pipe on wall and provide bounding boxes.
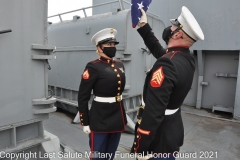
[234,50,240,119]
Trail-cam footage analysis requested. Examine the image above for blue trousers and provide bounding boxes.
[89,132,121,160]
[149,155,175,160]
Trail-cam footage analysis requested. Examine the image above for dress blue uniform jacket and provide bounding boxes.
[131,23,196,155]
[78,56,127,133]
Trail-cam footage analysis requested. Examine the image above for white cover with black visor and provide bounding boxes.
[91,28,119,46]
[170,6,204,41]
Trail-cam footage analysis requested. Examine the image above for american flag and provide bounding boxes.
[131,0,152,28]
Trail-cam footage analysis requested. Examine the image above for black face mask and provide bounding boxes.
[162,26,172,44]
[102,47,116,58]
[162,26,182,45]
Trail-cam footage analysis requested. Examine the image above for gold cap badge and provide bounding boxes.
[110,29,114,34]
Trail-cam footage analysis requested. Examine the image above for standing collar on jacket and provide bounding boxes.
[99,56,114,63]
[166,46,190,53]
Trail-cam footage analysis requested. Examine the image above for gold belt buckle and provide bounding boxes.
[137,119,142,124]
[137,105,145,115]
[115,95,121,102]
[136,105,145,124]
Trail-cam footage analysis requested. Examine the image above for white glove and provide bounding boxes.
[138,8,147,27]
[137,154,153,160]
[83,126,91,134]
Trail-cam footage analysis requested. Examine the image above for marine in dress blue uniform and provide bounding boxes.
[78,28,127,160]
[131,6,204,160]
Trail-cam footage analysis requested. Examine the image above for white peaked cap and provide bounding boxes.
[170,6,204,41]
[91,28,119,45]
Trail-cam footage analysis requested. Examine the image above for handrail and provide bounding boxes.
[0,29,12,34]
[48,0,160,22]
[48,0,119,20]
[118,0,125,10]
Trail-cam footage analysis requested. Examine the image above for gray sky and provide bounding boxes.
[48,0,92,23]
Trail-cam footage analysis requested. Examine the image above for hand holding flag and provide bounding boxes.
[131,0,152,28]
[138,9,147,27]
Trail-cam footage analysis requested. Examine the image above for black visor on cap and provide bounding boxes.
[97,37,119,46]
[170,19,181,26]
[170,19,196,42]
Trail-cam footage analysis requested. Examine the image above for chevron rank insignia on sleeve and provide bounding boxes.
[150,66,165,88]
[82,69,90,80]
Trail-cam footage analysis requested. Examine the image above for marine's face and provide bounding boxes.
[97,42,117,58]
[162,25,179,44]
[167,25,184,44]
[101,42,116,48]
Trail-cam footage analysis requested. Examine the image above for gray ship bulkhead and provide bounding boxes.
[0,0,63,159]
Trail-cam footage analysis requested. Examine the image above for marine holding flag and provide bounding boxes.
[130,5,204,160]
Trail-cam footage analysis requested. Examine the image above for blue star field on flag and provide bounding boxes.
[131,0,152,28]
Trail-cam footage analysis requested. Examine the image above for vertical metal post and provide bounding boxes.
[82,8,87,17]
[234,51,240,119]
[44,2,49,99]
[54,86,57,96]
[44,53,48,98]
[58,14,63,22]
[11,127,16,147]
[118,0,125,10]
[38,121,44,138]
[196,50,204,109]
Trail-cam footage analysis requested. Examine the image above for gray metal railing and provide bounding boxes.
[48,0,160,22]
[48,0,119,21]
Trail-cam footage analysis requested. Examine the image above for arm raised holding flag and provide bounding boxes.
[133,8,167,59]
[131,6,204,160]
